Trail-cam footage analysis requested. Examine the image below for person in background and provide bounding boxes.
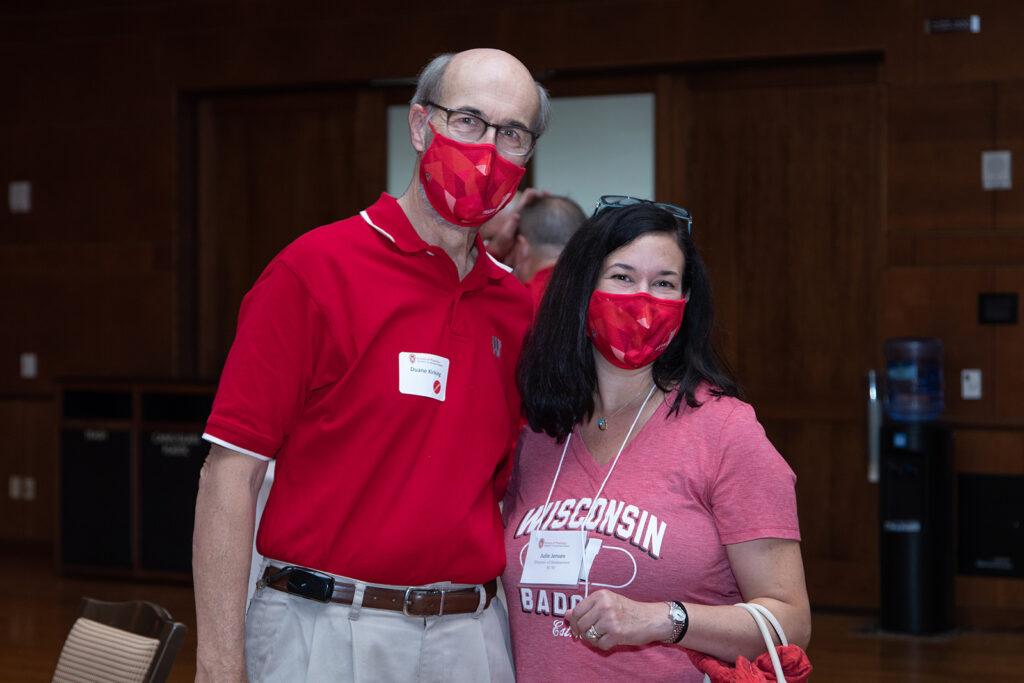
[193,48,549,682]
[509,193,585,310]
[502,197,810,682]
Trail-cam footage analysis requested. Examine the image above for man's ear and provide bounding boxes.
[409,104,430,154]
[514,234,531,265]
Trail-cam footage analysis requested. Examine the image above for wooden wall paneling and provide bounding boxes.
[504,0,898,76]
[654,73,693,207]
[195,87,389,378]
[993,268,1024,421]
[689,64,882,409]
[0,398,56,542]
[687,85,790,394]
[0,267,176,394]
[2,1,911,89]
[954,428,1024,474]
[995,81,1024,230]
[888,83,995,232]
[687,60,884,608]
[0,113,178,391]
[0,119,176,244]
[773,417,879,610]
[957,576,1024,629]
[911,0,1024,84]
[907,233,1024,266]
[881,267,996,422]
[785,83,883,400]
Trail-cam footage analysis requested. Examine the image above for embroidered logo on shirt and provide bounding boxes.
[492,336,502,358]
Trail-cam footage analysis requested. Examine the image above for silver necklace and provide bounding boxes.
[596,382,656,431]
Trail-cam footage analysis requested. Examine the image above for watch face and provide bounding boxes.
[670,604,686,622]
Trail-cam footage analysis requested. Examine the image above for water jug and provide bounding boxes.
[884,337,944,422]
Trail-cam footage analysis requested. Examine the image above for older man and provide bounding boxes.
[193,48,548,682]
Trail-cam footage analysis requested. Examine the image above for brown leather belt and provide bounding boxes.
[260,566,496,616]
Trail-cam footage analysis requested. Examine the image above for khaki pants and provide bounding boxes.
[244,573,515,682]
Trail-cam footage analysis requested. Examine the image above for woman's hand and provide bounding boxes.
[565,589,675,650]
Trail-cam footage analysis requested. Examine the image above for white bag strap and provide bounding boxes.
[700,603,788,683]
[736,602,787,682]
[738,602,788,646]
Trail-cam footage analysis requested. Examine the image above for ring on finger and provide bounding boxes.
[586,625,602,640]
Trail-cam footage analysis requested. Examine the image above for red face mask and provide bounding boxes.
[586,290,686,369]
[419,122,526,228]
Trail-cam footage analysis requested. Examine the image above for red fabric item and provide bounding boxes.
[686,645,812,682]
[586,289,685,369]
[419,123,525,227]
[525,265,554,313]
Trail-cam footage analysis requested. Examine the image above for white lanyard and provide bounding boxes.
[538,385,657,594]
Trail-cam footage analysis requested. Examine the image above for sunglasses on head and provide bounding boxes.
[593,195,692,234]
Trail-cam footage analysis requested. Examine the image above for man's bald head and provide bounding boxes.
[519,195,586,251]
[411,49,550,136]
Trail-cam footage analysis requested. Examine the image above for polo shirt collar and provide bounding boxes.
[361,193,514,282]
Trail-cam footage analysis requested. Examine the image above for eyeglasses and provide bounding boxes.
[426,101,538,157]
[593,195,692,234]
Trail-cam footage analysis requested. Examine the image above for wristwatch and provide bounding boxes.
[662,601,689,644]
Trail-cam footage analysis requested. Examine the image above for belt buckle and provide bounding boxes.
[402,587,447,617]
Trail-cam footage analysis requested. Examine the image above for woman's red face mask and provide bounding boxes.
[586,290,686,369]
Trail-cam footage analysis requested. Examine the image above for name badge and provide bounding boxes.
[398,352,450,402]
[520,530,584,586]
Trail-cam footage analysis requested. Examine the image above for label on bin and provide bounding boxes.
[883,519,922,533]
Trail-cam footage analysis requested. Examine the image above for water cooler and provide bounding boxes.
[876,337,956,634]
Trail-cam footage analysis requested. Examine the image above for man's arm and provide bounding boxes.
[193,443,269,682]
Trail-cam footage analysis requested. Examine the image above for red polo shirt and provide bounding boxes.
[525,264,555,313]
[204,194,532,585]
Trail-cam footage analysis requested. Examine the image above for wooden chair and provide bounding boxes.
[52,597,187,683]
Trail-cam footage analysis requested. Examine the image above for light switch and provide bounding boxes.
[8,476,21,500]
[19,352,38,379]
[22,476,36,501]
[961,369,982,400]
[982,151,1012,190]
[8,181,31,213]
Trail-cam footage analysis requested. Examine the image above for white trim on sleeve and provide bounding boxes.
[202,433,273,462]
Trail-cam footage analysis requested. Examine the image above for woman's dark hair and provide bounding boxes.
[517,203,742,442]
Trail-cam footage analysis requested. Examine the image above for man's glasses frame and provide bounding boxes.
[425,101,538,157]
[593,195,693,234]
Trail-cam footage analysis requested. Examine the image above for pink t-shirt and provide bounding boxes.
[501,387,800,682]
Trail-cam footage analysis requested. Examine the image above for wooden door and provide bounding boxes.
[193,86,394,378]
[667,59,885,609]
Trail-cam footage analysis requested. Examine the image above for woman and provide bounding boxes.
[501,198,811,681]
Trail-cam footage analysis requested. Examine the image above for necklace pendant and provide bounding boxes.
[597,418,608,431]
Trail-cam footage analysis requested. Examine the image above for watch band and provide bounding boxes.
[663,600,689,644]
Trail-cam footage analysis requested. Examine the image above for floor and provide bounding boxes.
[5,546,1024,681]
